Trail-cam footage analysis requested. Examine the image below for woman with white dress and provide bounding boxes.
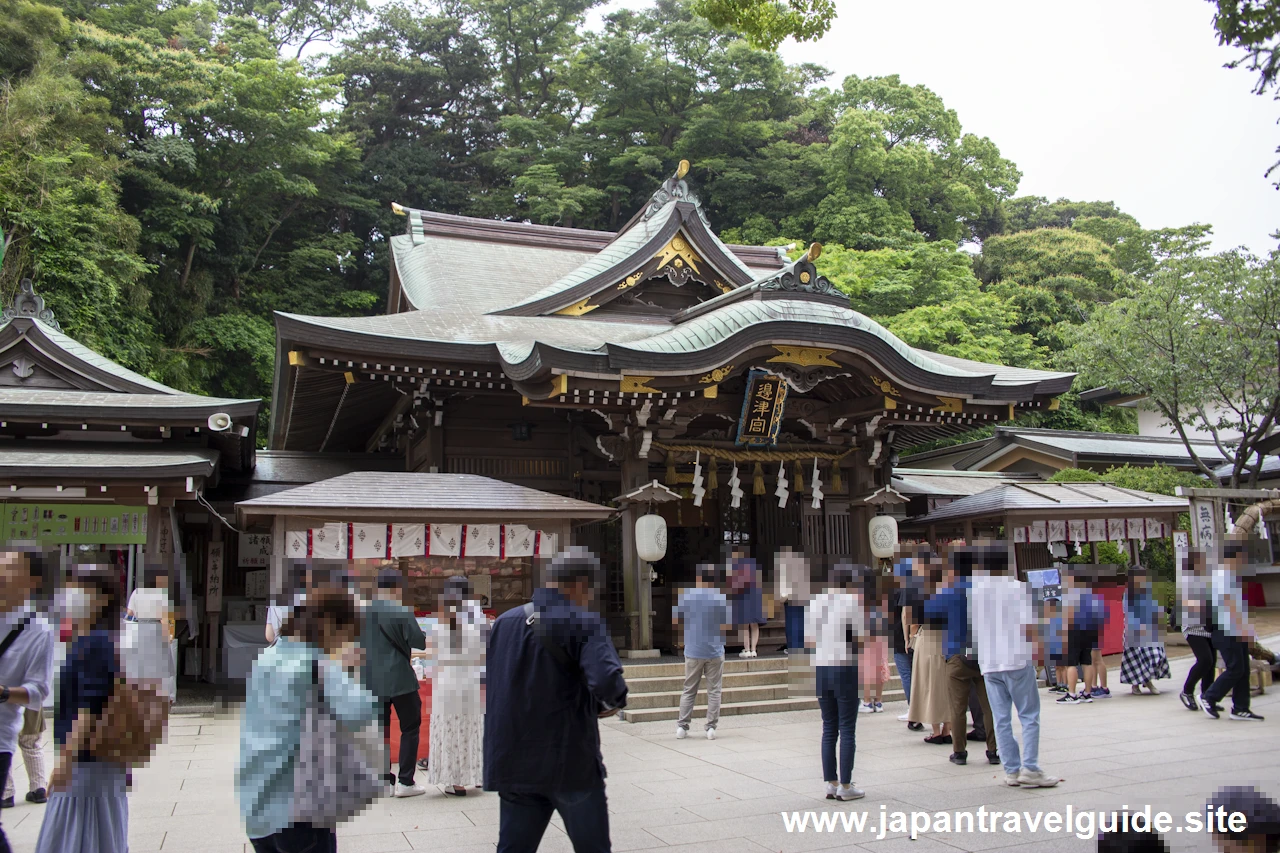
[125,568,175,702]
[427,576,486,796]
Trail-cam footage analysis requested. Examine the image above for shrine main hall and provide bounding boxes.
[253,162,1073,652]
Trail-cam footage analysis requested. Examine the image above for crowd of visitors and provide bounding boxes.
[0,528,1270,853]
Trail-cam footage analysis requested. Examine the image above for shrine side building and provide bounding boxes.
[258,166,1075,653]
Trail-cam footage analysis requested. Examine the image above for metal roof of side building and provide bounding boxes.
[913,481,1187,524]
[900,426,1230,471]
[236,472,616,522]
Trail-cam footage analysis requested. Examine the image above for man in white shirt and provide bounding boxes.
[970,546,1058,789]
[0,549,55,852]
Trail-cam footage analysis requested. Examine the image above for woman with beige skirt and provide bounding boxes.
[907,625,952,743]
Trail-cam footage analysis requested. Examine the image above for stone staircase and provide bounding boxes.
[617,655,905,723]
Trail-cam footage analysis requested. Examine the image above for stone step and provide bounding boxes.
[622,657,791,679]
[618,696,822,723]
[624,669,790,692]
[618,690,910,723]
[624,684,794,710]
[623,656,904,681]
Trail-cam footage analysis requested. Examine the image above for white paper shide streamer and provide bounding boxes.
[728,463,743,509]
[810,457,823,509]
[691,451,706,507]
[775,461,789,508]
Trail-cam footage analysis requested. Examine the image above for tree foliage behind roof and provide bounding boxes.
[0,0,1246,451]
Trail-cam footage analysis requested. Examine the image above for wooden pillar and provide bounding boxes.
[849,446,874,566]
[620,444,651,651]
[270,514,286,602]
[145,505,177,570]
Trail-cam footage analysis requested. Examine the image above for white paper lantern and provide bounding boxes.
[868,515,899,559]
[635,513,668,562]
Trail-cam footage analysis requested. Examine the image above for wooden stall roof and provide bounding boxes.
[236,472,616,522]
[913,482,1187,524]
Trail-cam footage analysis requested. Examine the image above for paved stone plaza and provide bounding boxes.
[4,645,1277,853]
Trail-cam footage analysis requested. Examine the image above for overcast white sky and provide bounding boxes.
[768,0,1279,254]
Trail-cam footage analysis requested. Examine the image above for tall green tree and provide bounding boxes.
[1069,249,1280,487]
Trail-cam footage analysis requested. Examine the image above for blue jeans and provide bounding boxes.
[784,604,805,650]
[893,651,913,703]
[983,663,1041,777]
[815,665,858,785]
[497,788,611,853]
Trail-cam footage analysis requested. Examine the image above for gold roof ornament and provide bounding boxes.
[391,202,406,216]
[676,159,690,179]
[807,242,822,260]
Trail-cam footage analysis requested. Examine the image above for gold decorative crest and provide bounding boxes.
[767,346,839,368]
[616,271,644,291]
[699,364,735,384]
[654,234,703,275]
[869,375,901,397]
[932,396,963,414]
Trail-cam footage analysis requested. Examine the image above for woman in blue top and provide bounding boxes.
[35,565,126,853]
[239,586,377,853]
[727,548,765,658]
[1120,567,1170,695]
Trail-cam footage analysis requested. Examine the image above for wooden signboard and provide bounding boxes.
[736,369,788,447]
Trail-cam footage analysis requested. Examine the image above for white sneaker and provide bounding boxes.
[1003,773,1022,787]
[1017,769,1060,788]
[706,728,716,741]
[825,782,838,799]
[675,726,688,740]
[738,650,749,658]
[859,702,874,714]
[897,712,910,721]
[835,784,865,801]
[394,782,427,798]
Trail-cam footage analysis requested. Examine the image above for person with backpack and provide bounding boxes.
[1058,570,1103,705]
[238,588,379,853]
[484,547,628,853]
[360,567,428,798]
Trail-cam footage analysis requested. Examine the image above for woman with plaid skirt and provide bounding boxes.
[1120,567,1170,695]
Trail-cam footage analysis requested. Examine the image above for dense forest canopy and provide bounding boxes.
[1,0,1275,459]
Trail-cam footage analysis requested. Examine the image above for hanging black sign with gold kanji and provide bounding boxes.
[735,369,788,447]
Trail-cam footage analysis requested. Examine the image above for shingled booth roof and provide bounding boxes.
[0,280,261,481]
[270,165,1075,453]
[914,481,1187,525]
[236,472,616,523]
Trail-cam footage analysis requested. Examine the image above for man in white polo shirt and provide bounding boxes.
[970,544,1058,789]
[0,549,55,853]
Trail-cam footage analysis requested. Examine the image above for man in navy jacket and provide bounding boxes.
[484,547,628,853]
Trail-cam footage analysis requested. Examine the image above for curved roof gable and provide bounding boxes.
[493,162,766,317]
